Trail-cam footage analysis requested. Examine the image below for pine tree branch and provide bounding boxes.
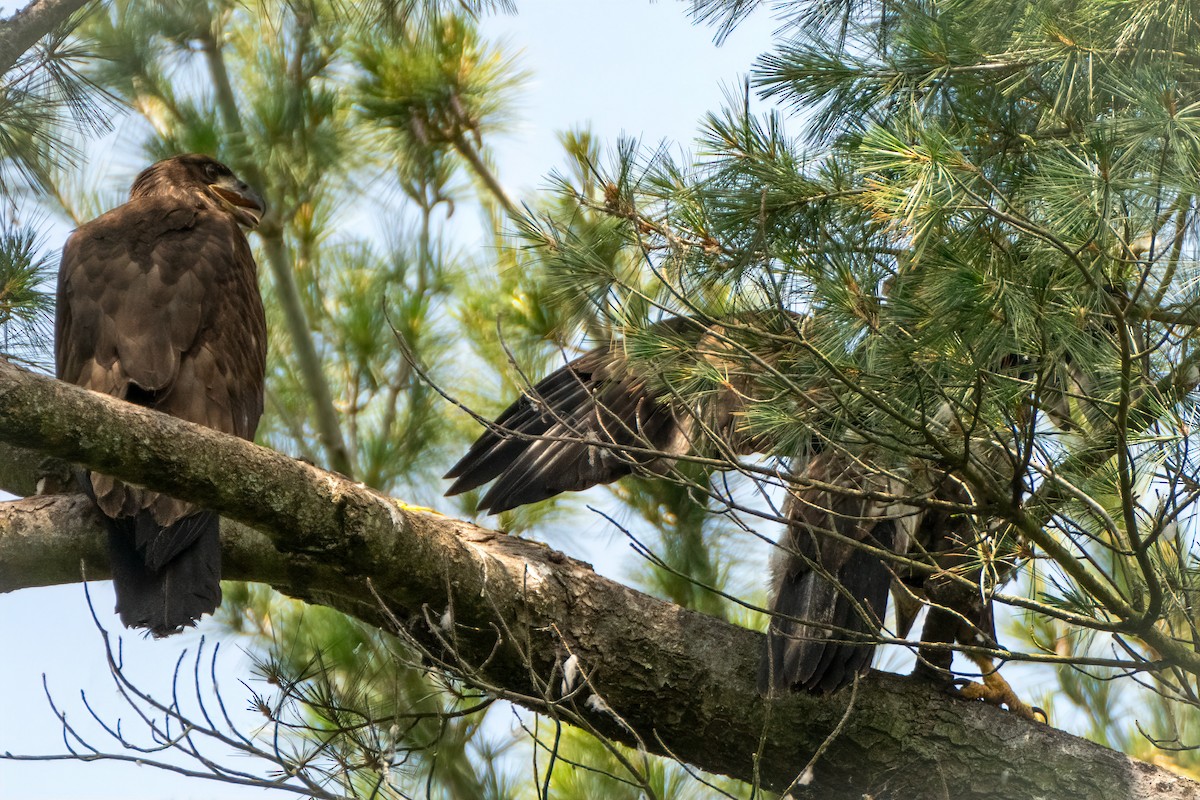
[196,28,356,479]
[0,0,93,76]
[452,130,520,217]
[0,358,1195,799]
[256,231,358,478]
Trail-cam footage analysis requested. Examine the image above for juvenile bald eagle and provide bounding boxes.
[445,317,775,513]
[55,154,267,636]
[441,316,905,694]
[446,318,1037,716]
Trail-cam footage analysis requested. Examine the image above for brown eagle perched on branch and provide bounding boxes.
[446,316,1038,717]
[55,154,267,636]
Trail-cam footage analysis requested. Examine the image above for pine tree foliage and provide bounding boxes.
[0,223,55,365]
[8,0,1200,794]
[0,3,111,366]
[219,584,521,800]
[28,2,541,795]
[509,0,1200,776]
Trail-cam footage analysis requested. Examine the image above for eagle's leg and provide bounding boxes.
[910,604,958,686]
[914,571,1043,721]
[911,568,977,687]
[34,457,74,495]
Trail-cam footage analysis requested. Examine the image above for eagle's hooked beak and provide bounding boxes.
[209,178,266,229]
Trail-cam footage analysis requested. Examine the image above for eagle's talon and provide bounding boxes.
[956,669,1044,722]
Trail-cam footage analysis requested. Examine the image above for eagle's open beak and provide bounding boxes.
[210,182,266,228]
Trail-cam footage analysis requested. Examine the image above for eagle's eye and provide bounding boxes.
[204,163,220,180]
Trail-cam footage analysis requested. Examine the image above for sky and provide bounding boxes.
[0,2,782,798]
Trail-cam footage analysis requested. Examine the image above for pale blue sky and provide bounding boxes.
[0,3,780,798]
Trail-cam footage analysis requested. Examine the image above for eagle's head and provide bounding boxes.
[129,154,266,228]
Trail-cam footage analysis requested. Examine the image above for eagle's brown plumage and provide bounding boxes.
[55,154,267,636]
[446,319,1034,712]
[760,451,909,694]
[444,316,776,514]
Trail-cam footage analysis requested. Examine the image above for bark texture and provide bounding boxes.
[0,0,94,75]
[0,358,1196,800]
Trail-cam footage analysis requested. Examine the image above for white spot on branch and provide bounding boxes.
[585,694,614,717]
[561,654,580,695]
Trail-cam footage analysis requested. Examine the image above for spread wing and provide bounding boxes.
[55,194,266,531]
[444,317,781,514]
[444,344,686,513]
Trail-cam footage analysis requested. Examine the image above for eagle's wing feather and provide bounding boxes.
[446,344,684,513]
[444,350,607,489]
[57,201,203,396]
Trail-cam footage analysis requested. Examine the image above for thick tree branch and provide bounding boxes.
[0,440,44,497]
[0,0,93,76]
[0,358,1194,800]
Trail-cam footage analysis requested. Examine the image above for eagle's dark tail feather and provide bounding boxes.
[105,510,222,637]
[759,523,896,695]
